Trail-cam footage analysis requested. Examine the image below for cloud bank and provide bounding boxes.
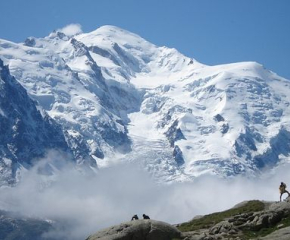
[57,23,83,36]
[0,156,289,240]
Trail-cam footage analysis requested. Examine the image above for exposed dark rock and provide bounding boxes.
[220,123,229,134]
[173,145,185,166]
[165,119,186,147]
[254,127,290,169]
[213,114,225,122]
[56,31,67,40]
[89,46,120,66]
[97,121,132,154]
[234,127,258,156]
[113,43,142,74]
[0,59,72,185]
[24,37,36,47]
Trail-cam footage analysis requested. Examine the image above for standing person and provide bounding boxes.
[279,182,290,202]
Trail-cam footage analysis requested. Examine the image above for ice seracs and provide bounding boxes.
[0,25,290,184]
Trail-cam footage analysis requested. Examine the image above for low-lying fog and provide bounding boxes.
[0,152,288,240]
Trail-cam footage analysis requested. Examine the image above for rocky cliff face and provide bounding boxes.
[0,59,71,185]
[178,199,290,240]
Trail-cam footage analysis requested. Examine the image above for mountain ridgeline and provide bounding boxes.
[0,25,290,184]
[0,59,71,185]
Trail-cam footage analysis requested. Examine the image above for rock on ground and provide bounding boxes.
[86,219,181,240]
[259,226,290,240]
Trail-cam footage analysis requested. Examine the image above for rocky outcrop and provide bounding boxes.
[86,220,181,240]
[259,226,290,240]
[178,198,290,240]
[85,199,290,240]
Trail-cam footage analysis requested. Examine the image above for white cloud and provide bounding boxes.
[0,156,289,240]
[57,23,83,36]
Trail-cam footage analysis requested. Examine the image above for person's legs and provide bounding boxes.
[280,191,290,201]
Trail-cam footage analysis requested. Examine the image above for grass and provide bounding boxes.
[177,200,290,239]
[178,200,265,232]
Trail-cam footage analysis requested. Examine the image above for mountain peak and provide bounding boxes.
[76,25,155,51]
[90,25,144,39]
[95,25,135,35]
[0,25,290,184]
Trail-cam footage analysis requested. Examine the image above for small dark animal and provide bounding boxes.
[131,214,139,221]
[143,214,150,219]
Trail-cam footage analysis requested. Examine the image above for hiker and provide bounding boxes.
[131,214,139,221]
[143,214,150,219]
[279,182,290,202]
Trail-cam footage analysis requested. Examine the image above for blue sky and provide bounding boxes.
[1,0,290,79]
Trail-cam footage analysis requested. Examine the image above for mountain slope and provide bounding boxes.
[0,59,71,185]
[86,199,290,240]
[0,25,290,182]
[0,209,53,240]
[146,62,290,177]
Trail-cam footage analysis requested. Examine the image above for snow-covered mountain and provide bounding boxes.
[1,25,290,183]
[0,59,71,185]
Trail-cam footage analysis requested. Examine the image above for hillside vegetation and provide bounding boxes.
[177,199,290,239]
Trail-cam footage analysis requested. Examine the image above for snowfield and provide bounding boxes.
[1,25,290,183]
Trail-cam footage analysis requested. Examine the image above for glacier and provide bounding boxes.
[0,25,290,184]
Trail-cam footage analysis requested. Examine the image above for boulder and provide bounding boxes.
[86,220,181,240]
[259,226,290,240]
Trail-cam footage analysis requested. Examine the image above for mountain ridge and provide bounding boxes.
[0,59,72,185]
[0,25,290,183]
